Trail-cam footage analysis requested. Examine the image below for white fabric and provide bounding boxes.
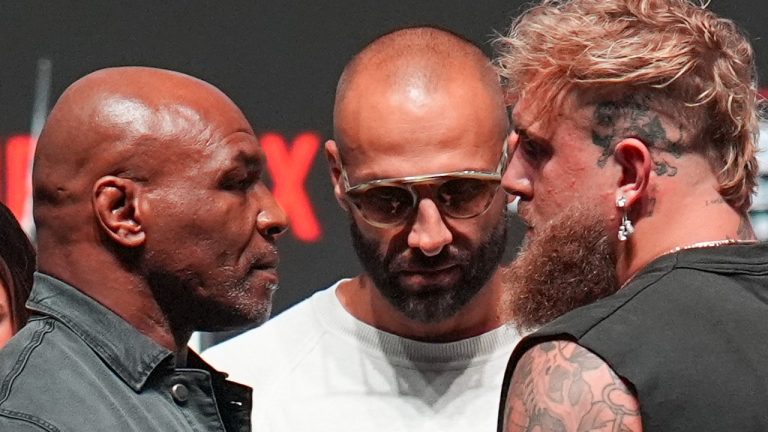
[203,280,522,432]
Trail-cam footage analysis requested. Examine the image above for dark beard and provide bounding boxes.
[503,203,619,332]
[350,211,508,324]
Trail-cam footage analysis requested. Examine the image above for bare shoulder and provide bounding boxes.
[502,340,642,432]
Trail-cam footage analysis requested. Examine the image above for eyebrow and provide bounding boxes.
[218,151,264,181]
[232,149,264,165]
[515,127,551,146]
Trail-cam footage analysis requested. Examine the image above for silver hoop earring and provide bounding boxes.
[616,196,634,241]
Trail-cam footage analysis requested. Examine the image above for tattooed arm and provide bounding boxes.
[502,340,642,432]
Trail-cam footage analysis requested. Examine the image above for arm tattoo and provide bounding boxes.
[502,341,643,432]
[592,95,683,176]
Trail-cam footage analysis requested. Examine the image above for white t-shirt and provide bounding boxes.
[203,280,522,432]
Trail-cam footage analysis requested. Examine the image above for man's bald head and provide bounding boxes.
[32,66,288,337]
[334,27,506,155]
[33,67,251,246]
[325,27,510,330]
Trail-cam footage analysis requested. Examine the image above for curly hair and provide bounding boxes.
[495,0,759,212]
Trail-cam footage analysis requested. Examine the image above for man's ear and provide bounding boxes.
[93,176,146,248]
[613,138,652,207]
[325,139,349,211]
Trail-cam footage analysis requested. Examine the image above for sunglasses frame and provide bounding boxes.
[339,142,509,228]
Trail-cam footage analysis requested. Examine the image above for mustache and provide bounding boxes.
[516,203,533,227]
[387,246,469,272]
[247,246,280,271]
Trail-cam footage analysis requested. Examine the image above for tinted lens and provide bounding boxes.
[350,185,415,225]
[435,178,499,218]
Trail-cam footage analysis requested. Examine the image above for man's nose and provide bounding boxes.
[501,149,533,201]
[257,193,289,238]
[407,199,453,256]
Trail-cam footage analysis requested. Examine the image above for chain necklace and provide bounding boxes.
[621,239,757,290]
[666,239,757,255]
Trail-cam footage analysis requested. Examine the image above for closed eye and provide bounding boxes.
[517,132,551,164]
[220,166,262,192]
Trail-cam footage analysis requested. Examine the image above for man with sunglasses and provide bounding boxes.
[204,27,521,432]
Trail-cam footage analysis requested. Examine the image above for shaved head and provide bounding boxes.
[31,66,288,342]
[326,27,510,335]
[334,27,506,159]
[33,67,249,246]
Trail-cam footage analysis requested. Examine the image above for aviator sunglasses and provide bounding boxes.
[340,143,508,228]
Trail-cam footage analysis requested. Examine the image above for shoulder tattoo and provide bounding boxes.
[502,341,643,432]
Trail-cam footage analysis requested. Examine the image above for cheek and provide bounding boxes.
[0,319,12,349]
[536,159,600,212]
[358,219,395,252]
[148,198,252,270]
[472,195,507,236]
[445,196,506,248]
[0,285,13,348]
[350,212,407,259]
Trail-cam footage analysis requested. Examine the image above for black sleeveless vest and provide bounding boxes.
[499,243,768,431]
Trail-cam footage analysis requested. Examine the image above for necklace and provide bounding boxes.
[667,239,757,254]
[621,238,757,290]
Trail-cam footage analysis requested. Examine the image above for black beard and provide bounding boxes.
[503,203,619,332]
[350,210,508,324]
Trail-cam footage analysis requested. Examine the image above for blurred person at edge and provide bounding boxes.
[205,27,523,432]
[494,0,768,431]
[0,67,288,432]
[0,202,35,346]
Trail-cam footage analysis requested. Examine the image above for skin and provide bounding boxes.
[500,90,755,431]
[33,67,288,362]
[0,202,35,338]
[0,278,12,348]
[325,28,510,342]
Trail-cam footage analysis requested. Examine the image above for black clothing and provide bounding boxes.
[499,243,768,431]
[0,273,252,432]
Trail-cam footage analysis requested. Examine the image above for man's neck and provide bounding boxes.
[39,249,191,357]
[336,272,505,343]
[616,189,755,286]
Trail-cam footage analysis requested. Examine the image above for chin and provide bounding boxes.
[195,299,273,332]
[397,271,461,293]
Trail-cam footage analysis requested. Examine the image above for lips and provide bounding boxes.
[401,263,458,274]
[248,251,279,272]
[397,265,461,291]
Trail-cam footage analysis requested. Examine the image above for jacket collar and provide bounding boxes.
[27,273,174,391]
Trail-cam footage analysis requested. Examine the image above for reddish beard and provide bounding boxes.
[503,203,619,332]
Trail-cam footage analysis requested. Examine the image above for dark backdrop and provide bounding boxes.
[2,1,766,346]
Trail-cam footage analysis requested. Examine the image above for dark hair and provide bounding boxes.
[0,203,36,332]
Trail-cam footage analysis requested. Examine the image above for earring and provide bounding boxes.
[616,196,634,241]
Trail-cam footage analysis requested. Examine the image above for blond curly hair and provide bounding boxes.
[495,0,759,212]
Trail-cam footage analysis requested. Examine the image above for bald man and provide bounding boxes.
[0,67,288,431]
[204,27,521,432]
